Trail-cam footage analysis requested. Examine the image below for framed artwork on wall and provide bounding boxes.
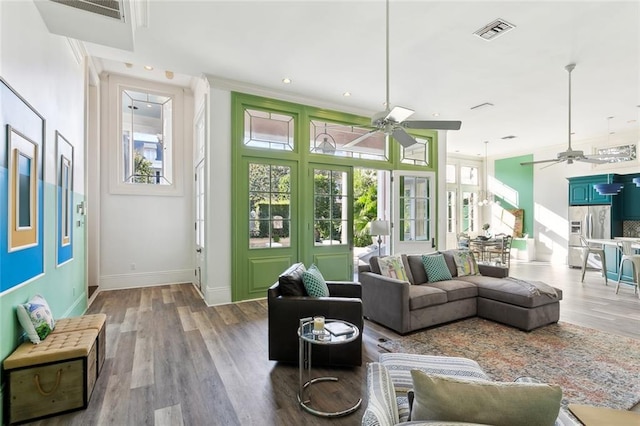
[56,131,74,266]
[0,77,46,294]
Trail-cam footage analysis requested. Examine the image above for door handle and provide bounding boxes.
[196,248,202,253]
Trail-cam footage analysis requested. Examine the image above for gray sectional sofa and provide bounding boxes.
[359,250,562,334]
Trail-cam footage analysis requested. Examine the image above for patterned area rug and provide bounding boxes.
[378,318,640,410]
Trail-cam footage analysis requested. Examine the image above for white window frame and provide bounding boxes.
[106,74,185,196]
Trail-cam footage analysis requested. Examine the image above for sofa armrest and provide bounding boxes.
[327,281,362,298]
[478,263,509,278]
[360,271,411,334]
[362,362,400,426]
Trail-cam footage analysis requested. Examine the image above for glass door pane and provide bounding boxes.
[393,171,436,255]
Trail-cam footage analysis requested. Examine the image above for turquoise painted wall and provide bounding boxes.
[0,188,87,414]
[495,154,534,250]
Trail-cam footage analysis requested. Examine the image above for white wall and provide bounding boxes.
[98,75,195,289]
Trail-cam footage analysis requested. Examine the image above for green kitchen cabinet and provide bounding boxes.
[604,243,638,283]
[618,173,640,220]
[568,174,616,205]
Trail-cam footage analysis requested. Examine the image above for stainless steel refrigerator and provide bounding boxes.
[568,205,611,268]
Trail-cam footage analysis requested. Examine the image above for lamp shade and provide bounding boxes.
[633,177,640,187]
[370,220,390,236]
[593,183,624,196]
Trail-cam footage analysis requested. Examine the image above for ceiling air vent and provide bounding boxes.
[474,19,515,41]
[49,0,124,21]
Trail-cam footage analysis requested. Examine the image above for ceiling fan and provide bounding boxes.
[520,64,624,168]
[345,0,462,149]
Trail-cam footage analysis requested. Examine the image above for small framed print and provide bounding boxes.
[56,131,74,266]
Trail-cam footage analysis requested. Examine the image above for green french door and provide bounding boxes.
[234,158,298,301]
[306,164,353,281]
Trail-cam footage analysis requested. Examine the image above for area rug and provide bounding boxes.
[378,318,640,410]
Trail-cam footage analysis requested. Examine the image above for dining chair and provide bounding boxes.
[487,234,512,268]
[615,241,640,297]
[579,236,607,286]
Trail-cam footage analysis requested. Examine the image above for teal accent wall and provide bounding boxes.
[495,154,534,250]
[0,188,87,406]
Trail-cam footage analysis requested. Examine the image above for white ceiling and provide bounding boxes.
[49,0,640,157]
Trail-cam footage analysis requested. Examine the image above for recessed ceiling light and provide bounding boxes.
[432,112,440,117]
[628,119,637,123]
[146,103,152,108]
[165,71,174,80]
[282,78,292,84]
[144,65,153,71]
[125,62,133,68]
[343,91,351,97]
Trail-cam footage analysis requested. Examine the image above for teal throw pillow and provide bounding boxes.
[302,264,330,297]
[422,254,453,283]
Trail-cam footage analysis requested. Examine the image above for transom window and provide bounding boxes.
[121,89,173,185]
[460,166,479,185]
[401,137,430,166]
[309,119,388,160]
[244,108,294,151]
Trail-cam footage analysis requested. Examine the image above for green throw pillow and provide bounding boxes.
[422,254,453,283]
[410,370,562,426]
[452,250,479,277]
[302,264,330,297]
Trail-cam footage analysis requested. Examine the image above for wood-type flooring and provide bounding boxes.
[24,260,640,425]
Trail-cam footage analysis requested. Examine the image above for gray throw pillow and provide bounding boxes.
[410,370,562,426]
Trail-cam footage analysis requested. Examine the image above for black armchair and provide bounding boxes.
[267,279,363,367]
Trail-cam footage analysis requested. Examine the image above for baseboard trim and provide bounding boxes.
[99,269,193,290]
[61,291,88,318]
[204,285,232,306]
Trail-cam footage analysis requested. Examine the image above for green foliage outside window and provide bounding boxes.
[133,152,154,183]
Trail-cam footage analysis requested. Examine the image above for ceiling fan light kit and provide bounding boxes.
[593,183,624,196]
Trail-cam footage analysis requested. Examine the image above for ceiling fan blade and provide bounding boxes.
[520,158,563,166]
[392,127,418,148]
[540,160,566,169]
[403,120,462,131]
[342,129,379,148]
[577,157,608,164]
[387,106,414,123]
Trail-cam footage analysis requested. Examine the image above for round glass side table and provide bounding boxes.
[297,317,361,417]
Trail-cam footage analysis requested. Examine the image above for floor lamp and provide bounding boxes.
[370,220,390,256]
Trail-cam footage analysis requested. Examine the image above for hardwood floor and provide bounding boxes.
[26,260,640,425]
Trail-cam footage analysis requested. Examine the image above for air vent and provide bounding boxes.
[474,19,515,41]
[501,135,517,140]
[49,0,124,21]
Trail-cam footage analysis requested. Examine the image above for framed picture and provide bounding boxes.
[0,77,46,293]
[56,131,74,266]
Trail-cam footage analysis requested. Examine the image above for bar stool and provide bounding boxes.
[579,236,607,285]
[615,241,640,297]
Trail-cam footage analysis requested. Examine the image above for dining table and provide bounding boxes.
[468,238,503,262]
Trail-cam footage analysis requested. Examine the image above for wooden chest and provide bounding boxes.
[3,329,98,425]
[51,313,106,374]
